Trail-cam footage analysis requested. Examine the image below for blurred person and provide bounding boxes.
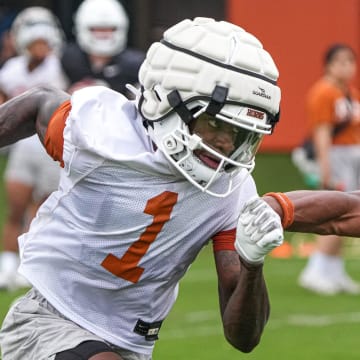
[0,6,67,290]
[0,6,17,68]
[295,44,360,295]
[0,31,16,69]
[0,18,283,359]
[61,0,145,96]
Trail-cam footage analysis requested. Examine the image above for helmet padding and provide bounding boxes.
[139,17,280,122]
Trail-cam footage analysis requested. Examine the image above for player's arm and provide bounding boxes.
[0,85,69,148]
[213,198,284,352]
[213,249,270,353]
[263,190,360,237]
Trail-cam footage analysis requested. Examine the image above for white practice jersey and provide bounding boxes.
[18,86,258,355]
[0,53,67,97]
[0,53,66,198]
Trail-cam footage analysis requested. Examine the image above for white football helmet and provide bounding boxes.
[11,6,64,55]
[74,0,129,56]
[138,17,281,197]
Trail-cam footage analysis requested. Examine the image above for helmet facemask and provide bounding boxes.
[145,86,278,197]
[139,17,281,197]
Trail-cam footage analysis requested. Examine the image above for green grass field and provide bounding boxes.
[1,153,360,359]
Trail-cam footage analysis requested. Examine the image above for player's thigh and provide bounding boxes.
[4,139,37,189]
[0,289,112,359]
[90,353,124,360]
[4,180,33,219]
[4,143,36,216]
[54,341,151,360]
[0,289,151,360]
[330,146,360,191]
[54,340,123,360]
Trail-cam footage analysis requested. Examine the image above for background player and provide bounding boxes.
[61,0,145,96]
[297,44,360,295]
[0,6,66,290]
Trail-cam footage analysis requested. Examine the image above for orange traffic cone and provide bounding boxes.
[270,241,293,259]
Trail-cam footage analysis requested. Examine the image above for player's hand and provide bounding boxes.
[235,197,284,265]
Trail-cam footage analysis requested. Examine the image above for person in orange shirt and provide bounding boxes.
[298,43,360,295]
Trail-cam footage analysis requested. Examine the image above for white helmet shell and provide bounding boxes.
[139,17,281,197]
[74,0,129,56]
[11,6,64,55]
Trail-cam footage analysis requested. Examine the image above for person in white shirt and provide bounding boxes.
[0,6,67,290]
[0,18,283,360]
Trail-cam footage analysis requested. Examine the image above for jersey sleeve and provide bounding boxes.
[212,228,236,252]
[44,100,72,167]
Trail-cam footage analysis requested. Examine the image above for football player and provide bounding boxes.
[0,6,66,291]
[0,18,282,360]
[61,0,145,96]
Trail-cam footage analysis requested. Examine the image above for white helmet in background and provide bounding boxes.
[11,6,64,55]
[139,17,281,197]
[74,0,129,56]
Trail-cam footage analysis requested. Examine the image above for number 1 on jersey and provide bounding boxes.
[101,191,178,283]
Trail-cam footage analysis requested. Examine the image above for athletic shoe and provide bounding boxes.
[335,274,360,294]
[298,269,342,295]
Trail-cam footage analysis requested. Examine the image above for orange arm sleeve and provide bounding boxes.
[263,192,295,229]
[44,100,72,168]
[212,228,236,252]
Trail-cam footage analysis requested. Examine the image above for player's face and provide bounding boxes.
[192,113,238,154]
[190,113,238,169]
[27,39,51,60]
[327,48,357,83]
[89,27,116,40]
[189,112,264,170]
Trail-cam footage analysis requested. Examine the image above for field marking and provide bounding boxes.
[162,311,360,339]
[271,311,360,328]
[185,310,218,322]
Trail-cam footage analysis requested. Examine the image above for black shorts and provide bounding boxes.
[55,340,115,359]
